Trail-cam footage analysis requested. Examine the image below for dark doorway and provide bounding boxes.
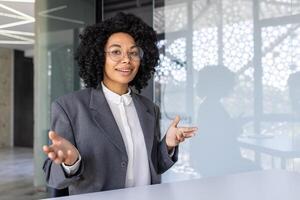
[14,50,34,147]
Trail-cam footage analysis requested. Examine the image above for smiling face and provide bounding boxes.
[103,32,141,95]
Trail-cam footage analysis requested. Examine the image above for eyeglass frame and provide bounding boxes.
[104,46,144,62]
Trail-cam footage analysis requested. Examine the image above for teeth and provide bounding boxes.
[117,69,131,72]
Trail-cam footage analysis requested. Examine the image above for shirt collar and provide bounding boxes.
[101,82,132,106]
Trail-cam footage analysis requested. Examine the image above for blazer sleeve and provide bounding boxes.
[43,100,84,189]
[155,105,179,174]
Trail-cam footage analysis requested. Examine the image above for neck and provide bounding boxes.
[102,81,128,95]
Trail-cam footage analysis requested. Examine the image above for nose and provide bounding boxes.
[121,52,130,63]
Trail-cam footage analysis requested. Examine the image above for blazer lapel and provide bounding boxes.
[132,93,155,157]
[89,86,127,155]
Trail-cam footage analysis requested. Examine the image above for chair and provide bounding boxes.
[48,187,69,197]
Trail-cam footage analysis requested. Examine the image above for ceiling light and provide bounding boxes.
[0,40,33,44]
[0,0,35,47]
[0,3,34,20]
[0,32,34,42]
[38,5,67,15]
[0,0,35,3]
[39,5,84,25]
[0,19,34,29]
[0,30,34,36]
[0,12,29,20]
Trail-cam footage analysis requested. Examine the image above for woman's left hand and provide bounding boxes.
[165,116,198,151]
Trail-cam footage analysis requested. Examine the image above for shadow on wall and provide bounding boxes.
[190,65,259,177]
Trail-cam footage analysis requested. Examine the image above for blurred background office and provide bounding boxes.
[0,0,300,199]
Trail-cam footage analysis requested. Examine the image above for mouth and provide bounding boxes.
[116,68,132,72]
[115,67,134,76]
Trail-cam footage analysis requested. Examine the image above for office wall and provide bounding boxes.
[0,48,13,147]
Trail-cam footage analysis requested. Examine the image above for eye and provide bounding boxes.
[129,51,139,57]
[110,49,122,56]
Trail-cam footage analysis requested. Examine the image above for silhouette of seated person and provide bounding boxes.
[190,65,259,177]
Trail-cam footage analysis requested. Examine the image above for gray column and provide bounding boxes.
[0,48,13,148]
[33,1,50,187]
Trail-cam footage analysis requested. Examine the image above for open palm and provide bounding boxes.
[43,131,79,165]
[165,116,198,150]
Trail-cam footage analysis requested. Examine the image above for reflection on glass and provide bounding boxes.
[262,25,300,114]
[154,0,300,182]
[260,0,300,20]
[190,65,260,177]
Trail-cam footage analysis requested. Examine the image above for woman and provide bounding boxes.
[43,12,197,195]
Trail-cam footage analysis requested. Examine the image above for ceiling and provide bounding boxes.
[0,0,34,53]
[0,0,156,55]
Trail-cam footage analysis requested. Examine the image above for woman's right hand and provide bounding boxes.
[43,131,79,166]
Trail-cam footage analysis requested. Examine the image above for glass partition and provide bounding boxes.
[154,0,300,182]
[34,0,95,186]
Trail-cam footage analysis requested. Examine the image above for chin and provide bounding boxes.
[117,78,135,85]
[118,75,136,82]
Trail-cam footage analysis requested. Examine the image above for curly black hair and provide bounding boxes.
[75,12,159,93]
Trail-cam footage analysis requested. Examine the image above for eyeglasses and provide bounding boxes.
[105,46,144,62]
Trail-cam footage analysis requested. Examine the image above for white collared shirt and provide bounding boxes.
[62,82,151,187]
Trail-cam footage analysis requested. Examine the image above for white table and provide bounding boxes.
[44,170,300,200]
[238,135,300,168]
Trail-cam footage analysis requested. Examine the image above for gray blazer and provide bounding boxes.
[43,86,178,195]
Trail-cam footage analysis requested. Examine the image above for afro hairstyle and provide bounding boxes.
[76,12,159,92]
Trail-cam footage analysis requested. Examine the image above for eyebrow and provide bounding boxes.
[107,44,138,49]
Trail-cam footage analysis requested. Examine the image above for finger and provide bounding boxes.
[176,128,188,137]
[181,129,197,135]
[54,157,63,165]
[176,130,183,139]
[57,150,65,161]
[48,152,56,160]
[44,145,56,153]
[43,145,56,155]
[176,128,196,140]
[49,131,61,142]
[184,132,196,138]
[67,150,72,156]
[171,115,180,127]
[67,149,76,159]
[43,145,50,153]
[180,127,198,132]
[66,150,79,166]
